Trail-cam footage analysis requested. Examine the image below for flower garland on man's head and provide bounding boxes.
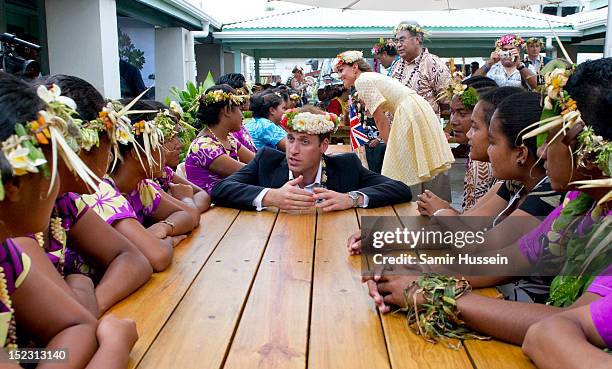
[436,80,480,110]
[280,109,340,135]
[394,23,428,36]
[0,84,101,200]
[332,50,364,72]
[495,34,525,49]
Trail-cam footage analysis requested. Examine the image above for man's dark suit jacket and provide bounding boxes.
[211,147,412,210]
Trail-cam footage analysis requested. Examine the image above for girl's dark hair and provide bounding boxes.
[195,84,236,129]
[566,58,612,140]
[463,76,498,95]
[479,86,524,126]
[44,74,105,121]
[0,72,45,182]
[274,87,290,103]
[217,73,246,89]
[380,43,398,56]
[118,99,161,122]
[493,92,543,158]
[250,90,284,119]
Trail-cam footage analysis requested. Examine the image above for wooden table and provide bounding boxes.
[108,201,536,369]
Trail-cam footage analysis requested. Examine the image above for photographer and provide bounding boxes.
[0,33,41,80]
[475,34,537,90]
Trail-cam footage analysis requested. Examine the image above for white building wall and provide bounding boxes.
[45,0,121,98]
[155,27,192,101]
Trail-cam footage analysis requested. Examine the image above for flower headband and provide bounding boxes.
[436,80,480,110]
[130,118,165,177]
[0,85,101,200]
[495,34,525,49]
[154,105,196,141]
[371,37,391,56]
[394,23,428,36]
[202,90,247,107]
[281,109,340,135]
[520,65,611,206]
[332,50,364,72]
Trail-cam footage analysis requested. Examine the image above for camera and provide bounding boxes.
[0,33,41,79]
[498,50,513,60]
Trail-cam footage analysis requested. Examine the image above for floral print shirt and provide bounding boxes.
[244,117,287,150]
[185,134,242,194]
[0,238,30,348]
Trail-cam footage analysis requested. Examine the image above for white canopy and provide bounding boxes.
[273,0,554,11]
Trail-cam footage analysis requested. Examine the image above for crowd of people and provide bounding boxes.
[0,20,609,369]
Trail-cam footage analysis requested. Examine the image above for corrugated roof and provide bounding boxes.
[222,7,573,31]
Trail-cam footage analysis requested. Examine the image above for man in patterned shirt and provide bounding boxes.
[389,22,452,201]
[389,22,451,117]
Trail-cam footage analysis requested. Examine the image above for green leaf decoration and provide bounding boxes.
[202,71,216,91]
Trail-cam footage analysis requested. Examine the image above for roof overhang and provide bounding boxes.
[119,0,221,30]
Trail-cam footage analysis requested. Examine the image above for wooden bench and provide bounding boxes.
[108,200,536,369]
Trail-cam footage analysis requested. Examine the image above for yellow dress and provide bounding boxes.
[355,72,454,186]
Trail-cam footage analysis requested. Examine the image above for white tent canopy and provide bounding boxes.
[273,0,554,11]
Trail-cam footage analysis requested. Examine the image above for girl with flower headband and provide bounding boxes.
[418,76,498,215]
[371,38,399,76]
[244,90,288,152]
[217,73,259,153]
[334,50,454,189]
[132,100,211,223]
[10,75,153,317]
[0,71,138,367]
[185,84,255,195]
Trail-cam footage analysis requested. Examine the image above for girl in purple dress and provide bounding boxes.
[185,85,255,194]
[0,72,137,366]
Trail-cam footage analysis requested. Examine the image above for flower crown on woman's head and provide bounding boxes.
[332,50,364,72]
[281,109,340,135]
[436,80,480,110]
[495,34,525,49]
[154,105,196,141]
[393,23,428,36]
[289,93,301,102]
[130,118,165,177]
[520,64,611,206]
[0,84,101,200]
[202,89,247,107]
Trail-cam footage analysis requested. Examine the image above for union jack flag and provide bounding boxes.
[348,97,369,151]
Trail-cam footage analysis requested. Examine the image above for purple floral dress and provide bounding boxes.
[125,179,163,223]
[232,124,257,153]
[78,177,138,225]
[154,166,176,192]
[185,133,242,194]
[0,238,30,348]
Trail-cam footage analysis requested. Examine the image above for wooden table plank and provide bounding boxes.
[308,209,391,369]
[136,210,278,369]
[465,289,536,369]
[223,211,317,369]
[358,207,474,369]
[108,206,240,369]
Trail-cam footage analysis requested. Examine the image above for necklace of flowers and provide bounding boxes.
[0,257,18,350]
[206,127,239,162]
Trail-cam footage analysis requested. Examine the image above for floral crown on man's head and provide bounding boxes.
[202,90,247,107]
[0,84,101,200]
[495,34,525,49]
[520,64,611,206]
[436,80,480,110]
[332,50,364,72]
[281,109,340,135]
[393,23,428,36]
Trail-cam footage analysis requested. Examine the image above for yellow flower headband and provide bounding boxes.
[203,90,247,107]
[394,23,428,36]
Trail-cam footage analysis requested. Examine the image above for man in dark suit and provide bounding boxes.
[211,109,412,211]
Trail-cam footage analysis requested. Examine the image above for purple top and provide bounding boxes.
[185,133,242,194]
[154,166,176,192]
[125,179,163,223]
[0,238,30,348]
[232,124,257,153]
[589,288,612,347]
[78,178,138,225]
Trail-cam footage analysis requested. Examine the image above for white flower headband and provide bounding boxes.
[332,50,364,72]
[0,85,101,200]
[280,109,340,135]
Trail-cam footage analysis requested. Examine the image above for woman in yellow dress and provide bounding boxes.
[333,50,454,189]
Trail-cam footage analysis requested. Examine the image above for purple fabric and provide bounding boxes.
[518,191,581,263]
[80,178,138,225]
[587,273,612,298]
[125,179,163,223]
[232,125,257,153]
[154,166,176,192]
[0,238,28,299]
[590,294,612,347]
[185,133,242,194]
